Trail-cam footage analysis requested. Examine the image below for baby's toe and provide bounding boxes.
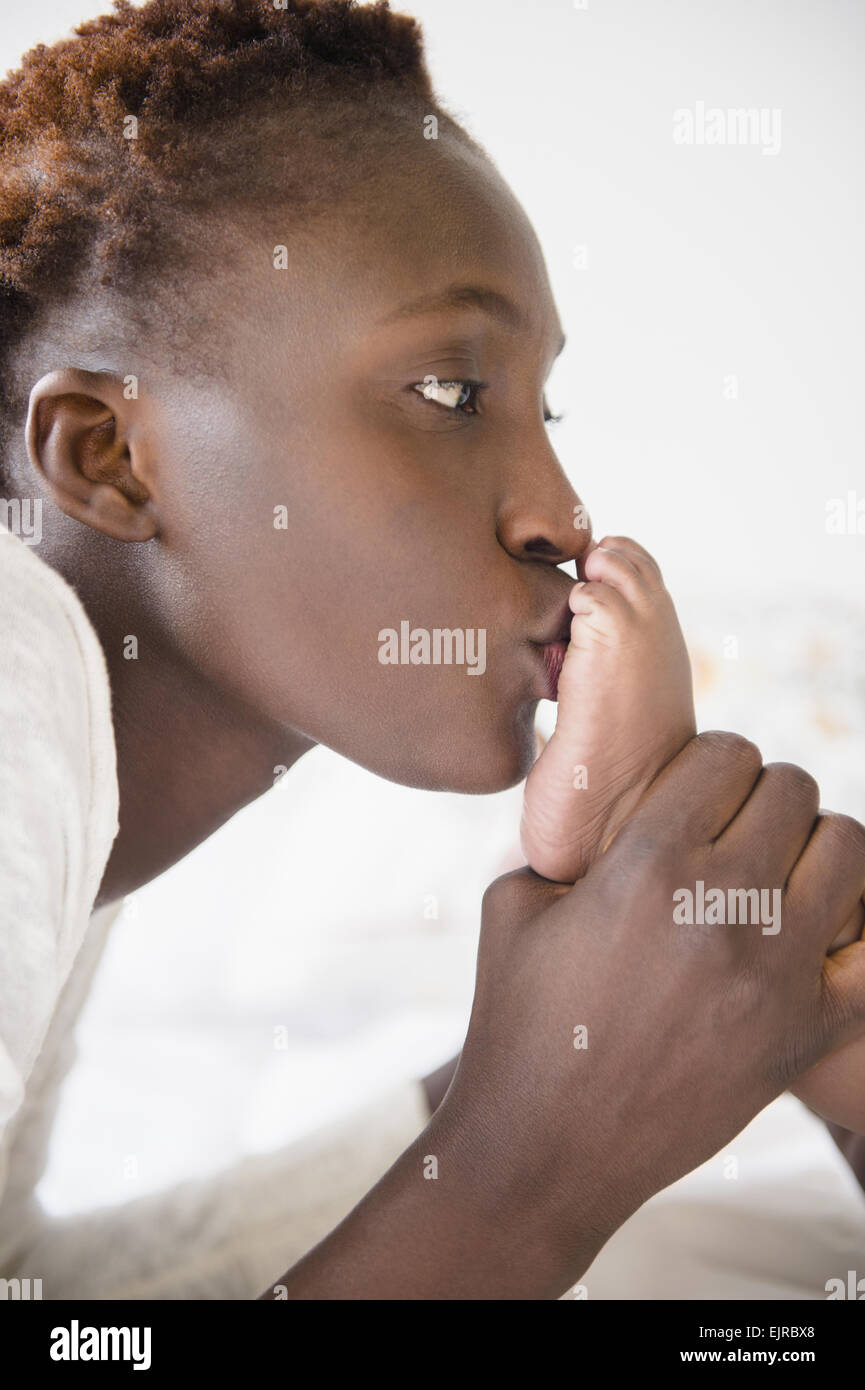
[568,579,635,646]
[597,536,665,587]
[581,544,649,607]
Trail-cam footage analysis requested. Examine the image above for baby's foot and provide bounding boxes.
[522,537,696,882]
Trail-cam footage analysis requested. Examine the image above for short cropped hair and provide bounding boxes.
[0,0,464,482]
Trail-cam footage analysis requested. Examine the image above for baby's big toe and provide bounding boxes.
[581,543,654,608]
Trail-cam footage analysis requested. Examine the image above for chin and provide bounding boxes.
[325,693,539,795]
[395,704,539,795]
[453,739,536,795]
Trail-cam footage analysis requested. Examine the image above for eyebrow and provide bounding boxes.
[378,283,566,356]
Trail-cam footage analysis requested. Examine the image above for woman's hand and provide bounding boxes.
[438,732,865,1292]
[265,731,865,1299]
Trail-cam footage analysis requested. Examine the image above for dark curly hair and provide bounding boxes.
[0,0,467,485]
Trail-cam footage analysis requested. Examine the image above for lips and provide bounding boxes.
[541,639,568,700]
[530,590,574,700]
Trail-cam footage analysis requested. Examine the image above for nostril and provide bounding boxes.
[523,536,563,557]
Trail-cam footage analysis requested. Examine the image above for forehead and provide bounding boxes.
[223,134,561,361]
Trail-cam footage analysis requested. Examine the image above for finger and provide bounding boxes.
[605,729,763,855]
[787,813,865,951]
[713,762,820,886]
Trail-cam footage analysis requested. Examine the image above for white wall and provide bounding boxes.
[412,0,865,601]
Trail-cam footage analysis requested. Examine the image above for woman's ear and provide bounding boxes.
[25,368,159,541]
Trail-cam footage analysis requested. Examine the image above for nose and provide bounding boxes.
[495,446,592,566]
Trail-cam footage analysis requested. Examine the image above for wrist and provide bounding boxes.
[265,1099,613,1299]
[420,1053,460,1116]
[400,1094,618,1298]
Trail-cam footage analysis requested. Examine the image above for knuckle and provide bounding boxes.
[763,761,820,809]
[821,812,865,861]
[480,872,519,920]
[696,729,762,776]
[609,822,677,875]
[480,867,545,928]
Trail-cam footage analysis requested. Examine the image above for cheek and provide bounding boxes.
[157,427,535,789]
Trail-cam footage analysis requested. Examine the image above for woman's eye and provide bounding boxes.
[408,377,563,425]
[412,377,483,414]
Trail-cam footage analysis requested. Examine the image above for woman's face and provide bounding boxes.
[144,135,591,792]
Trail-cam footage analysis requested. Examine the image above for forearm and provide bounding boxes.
[259,1107,609,1300]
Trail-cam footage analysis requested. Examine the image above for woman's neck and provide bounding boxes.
[90,609,314,906]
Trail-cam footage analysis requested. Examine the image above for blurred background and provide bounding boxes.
[3,0,863,1225]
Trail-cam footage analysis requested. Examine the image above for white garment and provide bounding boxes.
[0,527,433,1297]
[0,525,863,1300]
[0,527,120,1269]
